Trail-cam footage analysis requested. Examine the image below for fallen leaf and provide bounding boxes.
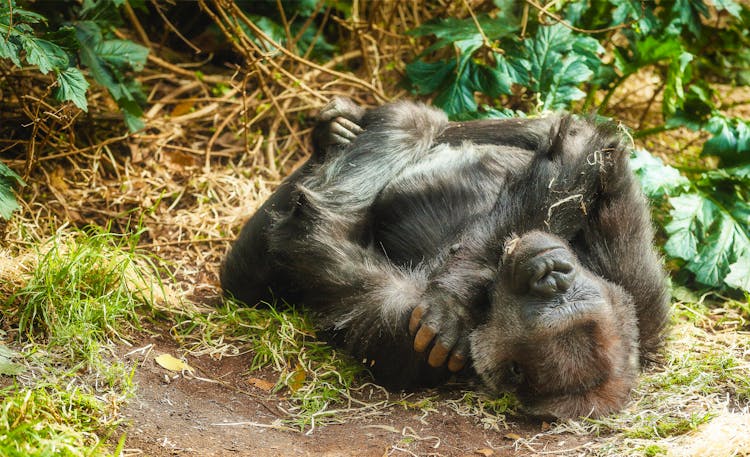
[155,353,194,373]
[504,433,522,441]
[248,377,275,392]
[475,448,495,456]
[170,100,195,117]
[287,364,307,392]
[541,421,551,431]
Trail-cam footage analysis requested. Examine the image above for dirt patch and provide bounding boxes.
[116,333,591,456]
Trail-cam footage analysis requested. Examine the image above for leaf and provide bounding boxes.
[19,35,68,74]
[713,0,742,16]
[541,57,591,110]
[410,15,517,54]
[55,67,89,111]
[664,193,704,262]
[663,51,693,117]
[155,353,194,373]
[0,162,25,220]
[724,255,750,291]
[248,377,275,392]
[0,33,22,67]
[405,60,455,95]
[703,116,750,165]
[96,39,148,71]
[523,24,601,109]
[630,148,689,198]
[665,191,750,291]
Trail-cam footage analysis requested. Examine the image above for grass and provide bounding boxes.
[0,227,159,457]
[175,299,365,431]
[2,224,749,455]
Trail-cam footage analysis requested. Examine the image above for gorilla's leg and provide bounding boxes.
[220,98,366,305]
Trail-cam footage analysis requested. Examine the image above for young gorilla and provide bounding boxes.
[221,98,670,418]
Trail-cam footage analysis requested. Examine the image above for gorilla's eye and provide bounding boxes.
[507,361,525,386]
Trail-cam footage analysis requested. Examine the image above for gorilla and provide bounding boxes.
[220,97,670,418]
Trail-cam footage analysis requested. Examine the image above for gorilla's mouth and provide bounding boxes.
[532,298,609,333]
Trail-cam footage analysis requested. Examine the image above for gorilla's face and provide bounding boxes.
[469,231,640,418]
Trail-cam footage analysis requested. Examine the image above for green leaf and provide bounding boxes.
[405,60,456,95]
[410,16,517,54]
[663,51,693,117]
[541,57,591,110]
[712,0,742,18]
[524,24,600,110]
[665,190,750,291]
[664,193,704,262]
[96,39,148,71]
[434,68,477,116]
[703,116,750,164]
[0,33,22,67]
[0,162,25,221]
[630,148,690,198]
[725,255,750,291]
[19,36,68,74]
[55,67,89,111]
[74,21,146,131]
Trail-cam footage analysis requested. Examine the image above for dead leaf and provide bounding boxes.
[287,364,307,392]
[541,421,551,431]
[475,448,495,456]
[171,100,195,117]
[248,377,275,392]
[155,353,194,373]
[504,433,522,441]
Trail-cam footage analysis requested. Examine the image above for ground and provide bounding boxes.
[116,333,588,457]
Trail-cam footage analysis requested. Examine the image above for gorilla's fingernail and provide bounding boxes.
[428,343,450,367]
[448,354,466,372]
[413,325,435,353]
[409,306,424,335]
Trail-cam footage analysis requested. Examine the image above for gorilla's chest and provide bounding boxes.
[366,143,531,266]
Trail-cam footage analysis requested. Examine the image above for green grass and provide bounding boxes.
[0,227,160,457]
[175,299,364,430]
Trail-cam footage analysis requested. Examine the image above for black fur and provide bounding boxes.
[221,99,670,418]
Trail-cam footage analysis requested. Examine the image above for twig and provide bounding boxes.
[525,0,630,34]
[149,0,202,53]
[123,0,152,48]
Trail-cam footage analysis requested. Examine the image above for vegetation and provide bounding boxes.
[0,0,748,455]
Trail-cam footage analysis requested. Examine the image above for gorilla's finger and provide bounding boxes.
[409,305,426,335]
[413,325,436,353]
[428,342,450,367]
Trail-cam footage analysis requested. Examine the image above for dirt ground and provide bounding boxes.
[116,333,591,457]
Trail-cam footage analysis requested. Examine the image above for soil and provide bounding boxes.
[116,332,591,457]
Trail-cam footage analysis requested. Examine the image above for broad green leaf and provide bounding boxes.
[703,116,750,164]
[434,68,477,116]
[712,0,742,18]
[405,60,455,95]
[671,0,711,36]
[630,148,690,198]
[0,33,21,66]
[0,162,25,221]
[725,255,750,291]
[664,193,704,261]
[541,57,591,110]
[410,15,517,55]
[55,67,89,111]
[96,39,148,71]
[19,36,68,74]
[610,0,659,33]
[665,190,750,290]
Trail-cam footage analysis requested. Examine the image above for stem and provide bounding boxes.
[599,75,629,113]
[632,124,679,139]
